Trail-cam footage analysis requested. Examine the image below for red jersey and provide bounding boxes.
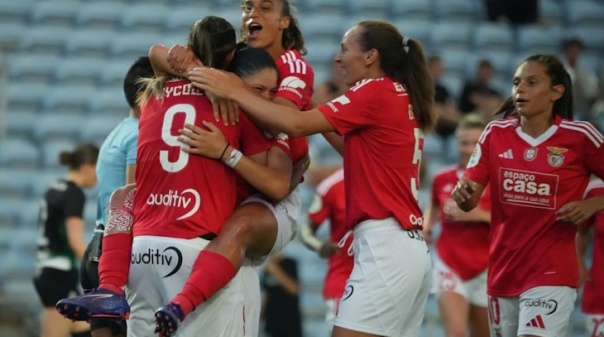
[134,79,273,239]
[307,169,354,299]
[273,49,313,163]
[463,116,604,297]
[317,78,424,231]
[581,180,604,314]
[432,165,490,280]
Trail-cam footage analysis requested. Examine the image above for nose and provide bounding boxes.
[334,51,342,63]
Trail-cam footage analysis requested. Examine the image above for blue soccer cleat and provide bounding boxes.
[154,302,185,337]
[56,288,130,322]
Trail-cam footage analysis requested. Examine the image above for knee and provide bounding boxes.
[222,215,255,242]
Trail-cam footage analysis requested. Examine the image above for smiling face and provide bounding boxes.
[241,0,289,52]
[241,68,278,99]
[334,26,373,86]
[512,61,564,119]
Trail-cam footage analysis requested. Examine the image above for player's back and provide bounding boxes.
[134,79,239,239]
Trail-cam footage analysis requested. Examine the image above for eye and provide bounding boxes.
[241,3,253,12]
[252,86,264,94]
[512,79,520,86]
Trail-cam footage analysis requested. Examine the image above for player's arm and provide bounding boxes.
[289,153,310,194]
[64,187,87,260]
[576,224,593,283]
[422,199,439,245]
[125,164,136,185]
[309,100,344,156]
[148,44,200,78]
[451,179,486,212]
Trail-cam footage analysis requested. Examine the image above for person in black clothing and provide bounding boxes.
[429,55,461,141]
[34,143,98,337]
[261,253,302,337]
[458,59,500,114]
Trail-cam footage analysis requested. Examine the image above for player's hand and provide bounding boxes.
[167,44,202,74]
[319,242,339,258]
[206,91,240,126]
[188,67,244,100]
[178,121,228,160]
[451,180,476,204]
[556,199,599,225]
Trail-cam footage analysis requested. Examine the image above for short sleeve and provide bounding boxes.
[463,123,492,186]
[274,59,314,110]
[239,113,276,156]
[307,193,331,225]
[583,123,604,180]
[124,128,138,165]
[317,80,379,136]
[64,185,85,218]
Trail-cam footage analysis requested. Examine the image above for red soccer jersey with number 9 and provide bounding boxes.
[317,77,424,231]
[464,116,604,297]
[133,79,274,239]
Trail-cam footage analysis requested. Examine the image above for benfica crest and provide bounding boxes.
[524,148,538,161]
[546,147,568,167]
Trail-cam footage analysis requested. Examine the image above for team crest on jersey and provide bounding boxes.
[546,147,568,167]
[524,148,538,161]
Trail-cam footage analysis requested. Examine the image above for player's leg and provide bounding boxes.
[56,184,136,321]
[467,269,489,337]
[517,286,576,337]
[487,296,519,337]
[434,257,470,337]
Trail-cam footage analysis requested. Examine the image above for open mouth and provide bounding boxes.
[515,98,529,105]
[247,22,263,38]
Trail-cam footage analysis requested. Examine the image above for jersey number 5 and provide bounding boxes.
[159,104,196,173]
[411,128,424,201]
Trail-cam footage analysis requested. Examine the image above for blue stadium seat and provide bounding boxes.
[0,169,34,199]
[348,0,390,18]
[110,33,159,60]
[65,29,115,59]
[434,0,480,21]
[75,2,126,30]
[34,113,83,143]
[304,0,347,15]
[439,49,471,78]
[539,0,565,26]
[0,199,25,228]
[516,25,562,54]
[0,0,32,24]
[31,170,66,198]
[54,57,103,86]
[393,19,433,49]
[0,23,25,50]
[391,0,433,20]
[21,26,71,56]
[79,115,126,145]
[431,22,473,53]
[7,83,47,113]
[31,1,79,27]
[473,23,514,53]
[121,4,168,33]
[16,200,41,228]
[83,202,97,230]
[88,89,130,115]
[304,40,340,66]
[99,59,136,87]
[0,138,39,169]
[42,85,95,115]
[164,5,211,33]
[565,27,604,57]
[300,14,346,43]
[212,9,243,32]
[9,54,59,85]
[439,74,464,100]
[6,111,37,138]
[41,140,77,169]
[567,0,604,28]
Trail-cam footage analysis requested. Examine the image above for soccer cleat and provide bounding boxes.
[154,302,185,337]
[56,288,130,322]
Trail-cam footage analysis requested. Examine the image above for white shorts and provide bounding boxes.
[586,314,604,337]
[334,218,432,337]
[488,286,576,337]
[242,188,300,264]
[126,236,254,337]
[325,298,340,326]
[433,255,488,307]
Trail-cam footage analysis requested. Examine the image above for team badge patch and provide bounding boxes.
[546,147,568,167]
[524,148,538,161]
[467,144,481,168]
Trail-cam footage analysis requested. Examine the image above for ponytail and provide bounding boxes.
[59,143,99,170]
[188,16,237,70]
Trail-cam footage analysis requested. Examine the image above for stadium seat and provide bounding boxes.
[16,200,41,228]
[110,32,160,60]
[31,170,67,198]
[392,19,433,49]
[567,0,604,28]
[304,0,347,15]
[31,0,80,27]
[439,49,472,78]
[9,54,59,85]
[431,22,473,53]
[6,111,37,138]
[88,89,130,115]
[434,0,480,21]
[80,115,126,145]
[21,26,71,56]
[42,85,95,115]
[0,138,40,169]
[300,14,346,43]
[7,83,47,113]
[34,113,83,143]
[0,23,24,50]
[65,29,115,59]
[0,169,34,199]
[121,4,169,33]
[472,23,514,53]
[41,140,77,169]
[212,9,244,32]
[539,0,565,26]
[391,0,434,21]
[76,2,126,30]
[438,74,464,100]
[0,199,24,228]
[0,0,32,24]
[54,57,104,86]
[516,25,562,54]
[304,40,340,66]
[99,59,137,87]
[164,5,212,34]
[348,0,390,18]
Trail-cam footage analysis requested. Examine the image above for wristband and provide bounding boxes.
[219,144,230,161]
[224,149,243,168]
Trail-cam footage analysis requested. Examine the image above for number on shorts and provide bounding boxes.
[159,104,196,172]
[488,296,501,325]
[411,128,423,201]
[592,317,604,337]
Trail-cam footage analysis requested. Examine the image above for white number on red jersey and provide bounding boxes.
[411,128,424,201]
[159,104,196,173]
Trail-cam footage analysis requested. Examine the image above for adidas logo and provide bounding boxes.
[499,149,514,159]
[525,315,546,329]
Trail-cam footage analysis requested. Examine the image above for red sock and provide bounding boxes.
[98,233,133,296]
[172,251,237,316]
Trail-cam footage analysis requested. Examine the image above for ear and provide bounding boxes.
[278,16,290,31]
[364,49,378,66]
[551,84,565,102]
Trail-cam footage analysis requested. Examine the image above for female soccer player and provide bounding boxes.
[187,20,436,337]
[423,114,491,337]
[452,54,604,337]
[34,143,98,337]
[576,179,604,337]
